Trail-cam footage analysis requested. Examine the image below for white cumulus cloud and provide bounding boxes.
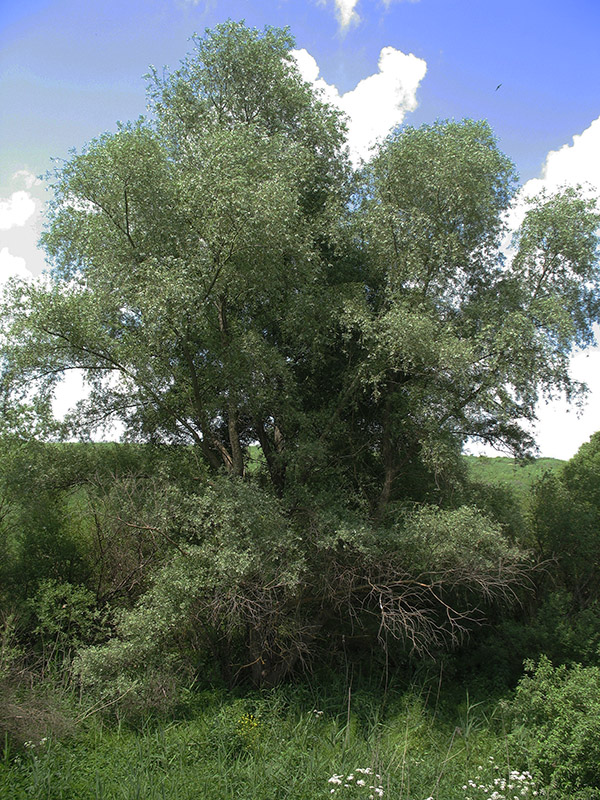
[0,190,36,230]
[522,114,600,200]
[293,46,427,165]
[0,247,32,284]
[12,170,42,190]
[332,0,360,28]
[534,339,600,460]
[503,115,600,251]
[331,0,421,30]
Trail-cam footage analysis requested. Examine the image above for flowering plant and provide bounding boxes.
[328,767,384,798]
[462,759,543,800]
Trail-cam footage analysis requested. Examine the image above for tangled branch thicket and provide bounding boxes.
[74,488,530,691]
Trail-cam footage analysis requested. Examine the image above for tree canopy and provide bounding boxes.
[3,22,599,504]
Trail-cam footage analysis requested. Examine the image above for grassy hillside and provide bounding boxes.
[463,455,564,500]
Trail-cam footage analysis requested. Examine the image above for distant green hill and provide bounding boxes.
[463,455,564,499]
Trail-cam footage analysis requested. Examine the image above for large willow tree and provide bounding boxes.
[2,22,599,687]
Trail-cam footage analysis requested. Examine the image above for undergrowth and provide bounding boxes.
[0,675,548,800]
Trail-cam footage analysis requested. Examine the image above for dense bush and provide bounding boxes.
[529,432,600,608]
[72,477,528,702]
[508,656,600,799]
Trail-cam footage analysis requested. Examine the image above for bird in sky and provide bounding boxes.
[495,83,502,91]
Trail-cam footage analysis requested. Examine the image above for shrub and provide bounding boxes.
[508,656,600,799]
[29,579,110,654]
[75,481,529,708]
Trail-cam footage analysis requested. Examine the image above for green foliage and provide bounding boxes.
[529,432,600,607]
[0,21,599,790]
[74,477,302,697]
[208,700,263,756]
[0,440,184,610]
[452,439,600,692]
[1,21,349,493]
[508,656,600,798]
[0,440,90,596]
[350,120,599,489]
[460,456,564,547]
[450,590,600,695]
[0,613,23,682]
[28,580,109,654]
[0,677,541,800]
[73,480,527,700]
[561,429,600,507]
[2,23,599,512]
[512,186,600,349]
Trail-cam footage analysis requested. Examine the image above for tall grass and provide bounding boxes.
[0,679,542,800]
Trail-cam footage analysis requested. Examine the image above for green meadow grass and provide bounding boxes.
[0,681,539,800]
[463,455,563,500]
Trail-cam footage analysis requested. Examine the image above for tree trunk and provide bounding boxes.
[377,396,397,519]
[255,417,286,495]
[217,296,244,477]
[227,400,244,477]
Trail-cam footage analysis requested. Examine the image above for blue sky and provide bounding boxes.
[1,0,600,458]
